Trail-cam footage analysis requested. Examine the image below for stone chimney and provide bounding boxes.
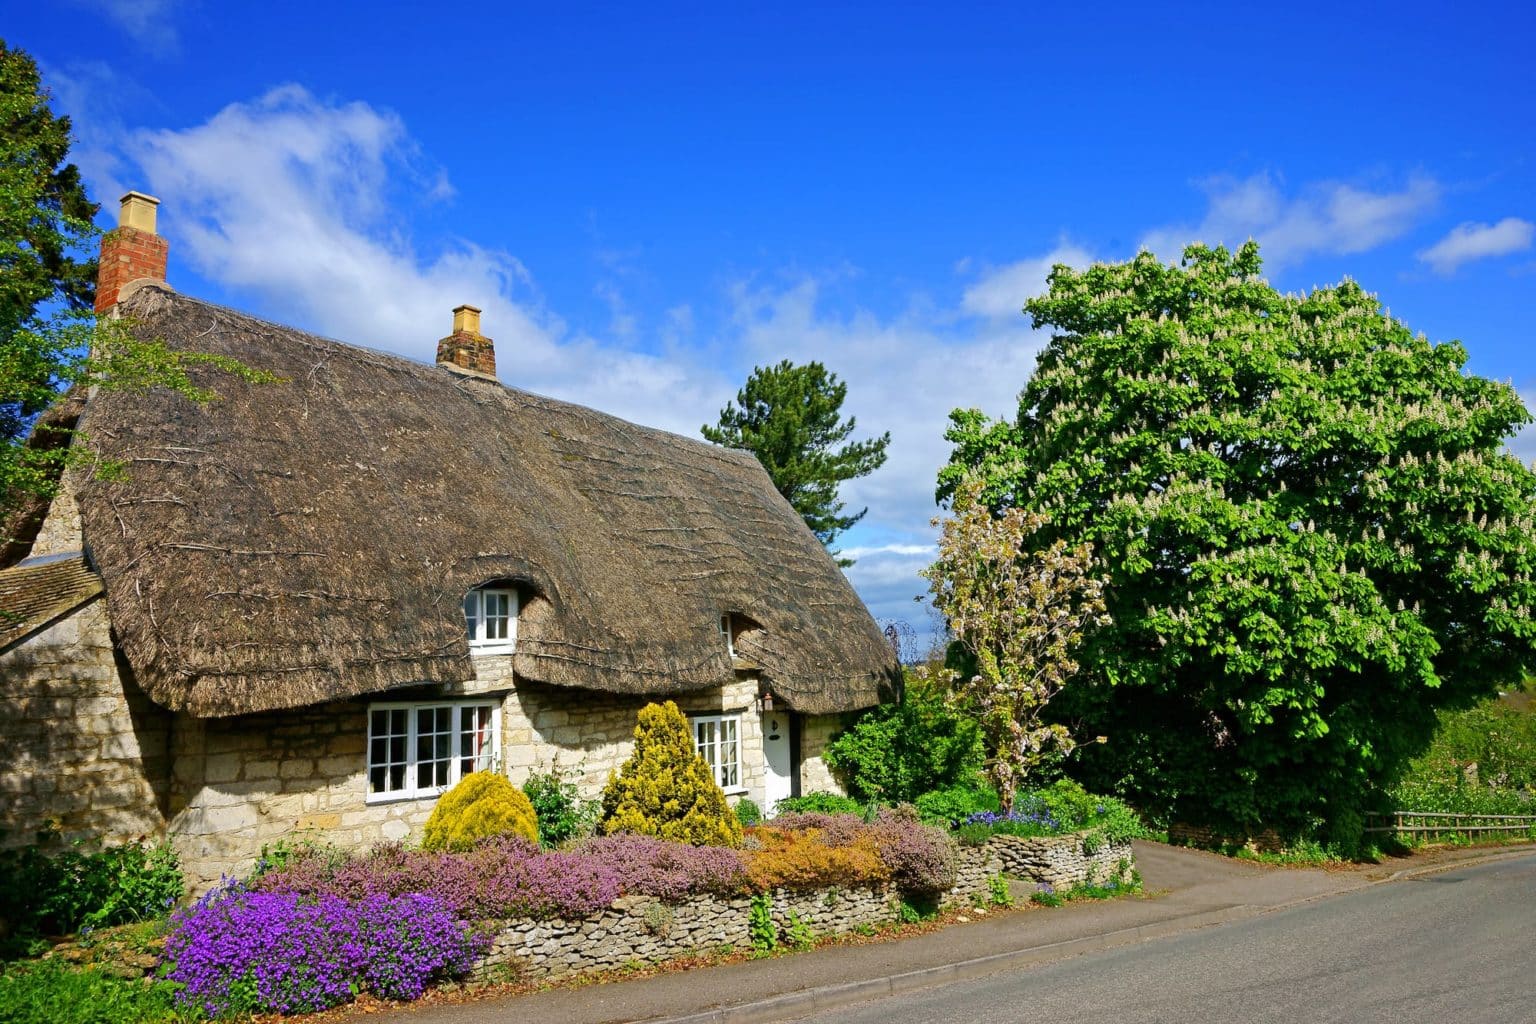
[95,192,169,314]
[436,304,497,380]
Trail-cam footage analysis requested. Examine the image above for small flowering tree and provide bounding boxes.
[922,480,1108,813]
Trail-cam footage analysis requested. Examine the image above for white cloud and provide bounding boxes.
[1418,218,1535,275]
[124,85,731,438]
[81,0,183,56]
[960,244,1093,320]
[1140,172,1441,269]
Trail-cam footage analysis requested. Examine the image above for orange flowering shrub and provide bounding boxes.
[742,824,891,892]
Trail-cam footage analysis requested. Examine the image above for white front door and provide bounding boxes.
[761,713,793,815]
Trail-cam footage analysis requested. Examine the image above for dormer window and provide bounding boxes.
[719,614,735,658]
[465,586,518,653]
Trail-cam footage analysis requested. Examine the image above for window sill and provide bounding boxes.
[724,785,749,797]
[469,644,516,657]
[364,789,443,806]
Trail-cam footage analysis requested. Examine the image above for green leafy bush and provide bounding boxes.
[734,798,763,827]
[0,839,183,958]
[748,893,776,954]
[772,792,865,816]
[824,672,983,803]
[0,959,185,1024]
[951,780,1149,851]
[913,784,1001,826]
[422,771,540,851]
[522,768,598,847]
[600,701,743,847]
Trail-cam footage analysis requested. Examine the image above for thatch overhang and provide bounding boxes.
[70,286,898,717]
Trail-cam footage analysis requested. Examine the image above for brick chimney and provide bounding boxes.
[95,192,169,314]
[436,304,497,380]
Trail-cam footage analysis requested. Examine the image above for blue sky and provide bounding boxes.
[9,1,1534,645]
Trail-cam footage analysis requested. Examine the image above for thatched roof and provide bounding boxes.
[0,554,103,652]
[69,285,897,717]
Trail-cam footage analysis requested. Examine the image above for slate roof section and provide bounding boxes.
[0,554,104,652]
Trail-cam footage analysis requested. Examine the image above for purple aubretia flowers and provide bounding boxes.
[163,881,482,1016]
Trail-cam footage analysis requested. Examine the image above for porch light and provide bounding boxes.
[756,690,775,714]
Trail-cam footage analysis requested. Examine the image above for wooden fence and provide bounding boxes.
[1364,810,1536,840]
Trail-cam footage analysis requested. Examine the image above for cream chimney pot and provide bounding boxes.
[119,191,160,233]
[452,304,482,336]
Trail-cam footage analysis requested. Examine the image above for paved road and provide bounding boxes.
[783,854,1536,1024]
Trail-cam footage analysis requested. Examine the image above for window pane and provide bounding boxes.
[369,764,386,794]
[390,763,406,790]
[464,592,479,642]
[389,735,406,763]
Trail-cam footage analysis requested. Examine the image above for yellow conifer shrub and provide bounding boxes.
[422,771,540,851]
[599,701,744,847]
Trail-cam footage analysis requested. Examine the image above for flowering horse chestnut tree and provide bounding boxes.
[922,481,1108,814]
[939,242,1536,842]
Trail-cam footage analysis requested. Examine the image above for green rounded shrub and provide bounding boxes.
[600,701,743,847]
[422,771,540,851]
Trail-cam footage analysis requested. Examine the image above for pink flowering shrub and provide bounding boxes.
[575,833,751,900]
[254,834,749,920]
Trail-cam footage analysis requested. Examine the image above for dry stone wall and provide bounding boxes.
[983,833,1136,890]
[480,884,896,979]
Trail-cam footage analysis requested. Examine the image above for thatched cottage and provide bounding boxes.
[1,193,897,885]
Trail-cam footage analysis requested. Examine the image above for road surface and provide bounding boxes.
[784,854,1536,1024]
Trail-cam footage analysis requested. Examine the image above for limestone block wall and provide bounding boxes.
[480,884,896,979]
[27,477,83,560]
[0,599,170,848]
[797,712,846,796]
[166,701,432,889]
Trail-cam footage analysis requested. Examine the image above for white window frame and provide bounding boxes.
[366,699,501,803]
[465,586,519,653]
[692,713,745,794]
[720,614,735,658]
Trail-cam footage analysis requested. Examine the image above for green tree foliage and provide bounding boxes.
[921,481,1109,812]
[939,242,1536,839]
[422,771,540,851]
[825,668,984,804]
[703,359,890,563]
[1,40,97,468]
[1395,689,1536,795]
[0,41,276,509]
[600,700,743,847]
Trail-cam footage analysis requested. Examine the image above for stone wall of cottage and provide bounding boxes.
[797,712,845,796]
[0,598,171,849]
[164,700,435,888]
[28,476,84,560]
[487,669,771,806]
[480,885,897,980]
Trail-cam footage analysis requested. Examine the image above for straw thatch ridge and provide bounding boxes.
[71,286,898,717]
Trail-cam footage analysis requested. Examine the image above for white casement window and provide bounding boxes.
[719,614,735,658]
[367,700,499,802]
[693,713,742,792]
[465,587,518,652]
